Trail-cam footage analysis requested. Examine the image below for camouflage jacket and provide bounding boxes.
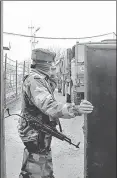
[18,69,79,151]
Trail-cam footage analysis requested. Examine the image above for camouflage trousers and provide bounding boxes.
[19,148,55,178]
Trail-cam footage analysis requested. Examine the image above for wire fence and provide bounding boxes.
[3,53,30,107]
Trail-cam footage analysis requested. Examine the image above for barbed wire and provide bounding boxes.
[3,31,114,40]
[3,54,30,107]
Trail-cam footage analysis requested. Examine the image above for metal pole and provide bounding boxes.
[23,61,25,80]
[16,60,17,98]
[4,53,7,108]
[32,33,38,49]
[28,62,30,74]
[1,1,6,178]
[69,50,72,100]
[66,48,72,103]
[28,22,34,56]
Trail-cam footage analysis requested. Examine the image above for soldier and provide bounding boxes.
[18,48,94,178]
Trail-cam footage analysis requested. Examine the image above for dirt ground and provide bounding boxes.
[4,90,84,178]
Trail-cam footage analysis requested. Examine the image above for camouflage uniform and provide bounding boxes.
[18,49,81,178]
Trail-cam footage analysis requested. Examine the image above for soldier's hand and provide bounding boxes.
[77,100,94,115]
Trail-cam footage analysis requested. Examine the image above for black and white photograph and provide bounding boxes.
[0,1,116,178]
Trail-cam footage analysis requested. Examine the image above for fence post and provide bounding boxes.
[4,53,7,108]
[16,60,17,98]
[23,61,25,80]
[28,62,30,74]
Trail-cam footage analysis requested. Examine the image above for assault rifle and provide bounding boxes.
[5,108,80,148]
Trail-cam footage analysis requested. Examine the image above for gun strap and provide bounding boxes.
[58,121,62,132]
[23,74,29,82]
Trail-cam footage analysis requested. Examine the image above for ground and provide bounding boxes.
[4,90,84,178]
